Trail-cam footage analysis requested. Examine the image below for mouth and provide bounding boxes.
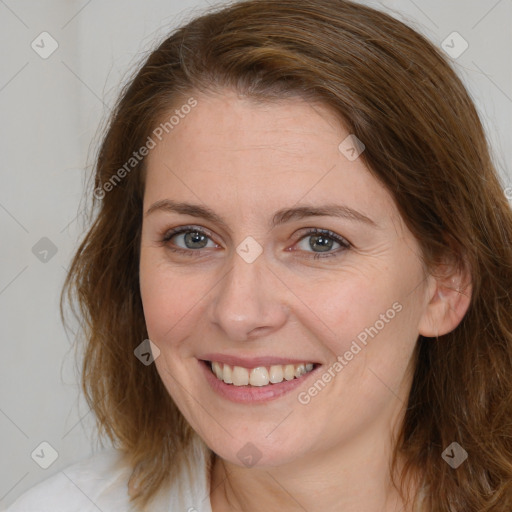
[202,360,319,387]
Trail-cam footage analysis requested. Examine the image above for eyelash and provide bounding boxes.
[160,225,351,260]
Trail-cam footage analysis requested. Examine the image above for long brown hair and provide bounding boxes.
[61,0,512,510]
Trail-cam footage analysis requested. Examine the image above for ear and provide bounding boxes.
[418,263,472,338]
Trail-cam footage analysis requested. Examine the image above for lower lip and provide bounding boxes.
[199,360,321,403]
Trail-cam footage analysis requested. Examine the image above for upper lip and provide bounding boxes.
[199,353,319,368]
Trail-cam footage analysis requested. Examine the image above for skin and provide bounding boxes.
[139,89,471,512]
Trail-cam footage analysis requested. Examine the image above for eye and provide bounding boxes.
[161,225,218,257]
[160,225,351,260]
[293,228,350,259]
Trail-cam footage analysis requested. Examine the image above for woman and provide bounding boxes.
[6,0,512,510]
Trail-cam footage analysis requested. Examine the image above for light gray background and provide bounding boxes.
[1,0,511,507]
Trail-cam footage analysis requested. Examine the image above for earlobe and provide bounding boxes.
[418,272,472,338]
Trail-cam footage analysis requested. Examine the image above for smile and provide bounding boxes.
[208,361,316,386]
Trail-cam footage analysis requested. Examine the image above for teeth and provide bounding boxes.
[249,367,269,386]
[269,365,284,384]
[284,364,295,381]
[212,361,223,380]
[232,366,249,386]
[295,364,306,378]
[209,361,315,387]
[223,364,233,384]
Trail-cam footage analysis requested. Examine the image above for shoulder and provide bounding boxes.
[3,437,213,512]
[3,447,135,512]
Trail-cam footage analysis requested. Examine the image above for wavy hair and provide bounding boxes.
[61,0,512,510]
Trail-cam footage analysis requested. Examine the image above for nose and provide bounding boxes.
[207,248,289,341]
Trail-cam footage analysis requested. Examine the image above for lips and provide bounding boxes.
[199,357,322,403]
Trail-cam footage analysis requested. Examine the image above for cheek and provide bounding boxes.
[139,252,208,346]
[297,260,425,385]
[287,268,402,358]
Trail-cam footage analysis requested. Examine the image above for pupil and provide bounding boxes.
[185,231,207,249]
[311,234,333,252]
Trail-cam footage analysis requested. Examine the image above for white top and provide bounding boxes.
[3,438,212,512]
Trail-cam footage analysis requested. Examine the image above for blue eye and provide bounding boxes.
[161,225,350,259]
[294,228,350,259]
[162,226,217,256]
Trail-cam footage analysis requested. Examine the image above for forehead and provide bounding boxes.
[143,90,399,229]
[147,90,345,161]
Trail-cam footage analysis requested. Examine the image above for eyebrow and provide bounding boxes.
[145,199,378,229]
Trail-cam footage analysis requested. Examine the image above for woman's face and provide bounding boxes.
[139,89,435,468]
